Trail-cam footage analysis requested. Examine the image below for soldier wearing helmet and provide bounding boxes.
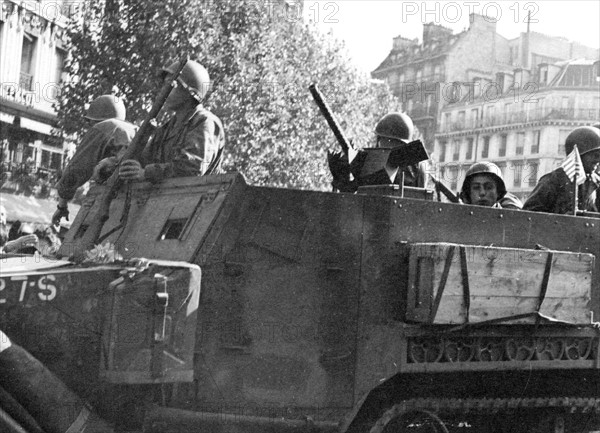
[524,126,600,214]
[459,162,522,209]
[329,112,429,192]
[53,95,137,226]
[118,59,225,183]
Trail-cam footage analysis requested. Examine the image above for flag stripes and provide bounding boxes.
[561,145,586,185]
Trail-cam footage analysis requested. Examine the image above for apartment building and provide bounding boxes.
[372,13,599,151]
[434,59,600,200]
[0,0,75,175]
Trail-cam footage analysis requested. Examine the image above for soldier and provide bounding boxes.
[329,112,428,192]
[118,59,225,183]
[0,205,38,253]
[52,95,137,225]
[459,162,522,209]
[523,126,600,214]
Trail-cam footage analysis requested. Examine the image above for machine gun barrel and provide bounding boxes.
[72,56,189,260]
[309,83,354,155]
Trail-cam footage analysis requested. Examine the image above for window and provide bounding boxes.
[531,131,540,154]
[438,141,447,162]
[470,109,478,128]
[482,136,490,158]
[458,111,465,128]
[499,135,507,157]
[560,97,570,116]
[516,132,525,155]
[452,140,460,161]
[558,129,570,154]
[527,162,538,187]
[444,112,451,130]
[503,103,511,122]
[51,48,66,99]
[513,161,523,187]
[466,138,474,160]
[449,165,459,191]
[20,33,37,91]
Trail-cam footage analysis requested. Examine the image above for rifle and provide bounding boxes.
[71,56,189,261]
[430,174,460,203]
[309,83,355,156]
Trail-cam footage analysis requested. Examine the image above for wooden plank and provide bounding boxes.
[407,243,594,325]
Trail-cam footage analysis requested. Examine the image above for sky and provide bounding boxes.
[303,0,600,74]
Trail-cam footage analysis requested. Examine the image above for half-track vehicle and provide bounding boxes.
[1,171,599,433]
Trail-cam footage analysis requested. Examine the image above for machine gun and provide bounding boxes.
[309,83,356,158]
[71,56,189,261]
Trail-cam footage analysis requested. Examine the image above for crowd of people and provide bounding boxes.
[1,57,599,256]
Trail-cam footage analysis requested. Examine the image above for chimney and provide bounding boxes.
[393,36,419,51]
[422,23,453,46]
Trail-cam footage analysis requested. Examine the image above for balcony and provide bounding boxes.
[440,107,600,132]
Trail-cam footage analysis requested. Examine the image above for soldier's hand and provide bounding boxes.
[327,151,350,179]
[92,157,118,183]
[119,159,145,181]
[4,234,38,253]
[52,205,69,226]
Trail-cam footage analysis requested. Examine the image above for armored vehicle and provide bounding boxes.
[1,172,599,433]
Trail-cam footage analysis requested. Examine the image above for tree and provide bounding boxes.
[56,0,400,190]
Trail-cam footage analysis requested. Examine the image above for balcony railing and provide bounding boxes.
[440,107,600,132]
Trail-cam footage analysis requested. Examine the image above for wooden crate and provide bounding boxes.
[406,242,594,325]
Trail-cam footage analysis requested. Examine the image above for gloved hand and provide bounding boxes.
[92,157,118,183]
[327,150,350,180]
[52,205,69,226]
[119,159,145,181]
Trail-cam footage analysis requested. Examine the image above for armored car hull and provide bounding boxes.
[1,173,599,432]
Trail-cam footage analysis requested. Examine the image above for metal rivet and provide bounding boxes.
[470,211,474,215]
[499,214,503,218]
[398,203,403,208]
[439,208,443,212]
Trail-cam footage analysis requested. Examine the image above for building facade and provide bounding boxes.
[434,60,599,200]
[372,14,599,153]
[0,0,75,178]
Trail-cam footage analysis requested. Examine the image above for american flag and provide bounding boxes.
[561,145,586,185]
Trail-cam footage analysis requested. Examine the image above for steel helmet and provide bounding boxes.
[161,59,210,102]
[375,112,414,142]
[461,161,507,203]
[84,95,126,121]
[565,126,600,156]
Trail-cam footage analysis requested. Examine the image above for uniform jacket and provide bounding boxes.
[523,167,599,214]
[141,104,225,183]
[56,119,137,200]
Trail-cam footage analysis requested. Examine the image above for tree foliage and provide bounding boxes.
[56,0,400,189]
